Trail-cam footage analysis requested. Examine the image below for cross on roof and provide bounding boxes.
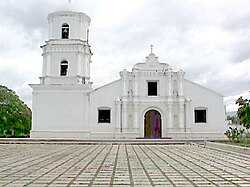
[150,44,154,54]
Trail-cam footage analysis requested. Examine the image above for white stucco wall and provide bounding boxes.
[30,85,90,138]
[183,79,227,136]
[89,80,121,138]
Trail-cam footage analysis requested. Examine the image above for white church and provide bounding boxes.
[30,1,227,139]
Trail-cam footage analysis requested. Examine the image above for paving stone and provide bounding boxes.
[0,143,249,186]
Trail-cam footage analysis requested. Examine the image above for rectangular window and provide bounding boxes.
[62,23,69,39]
[148,82,157,96]
[98,109,111,123]
[195,110,206,123]
[60,61,68,76]
[60,65,68,76]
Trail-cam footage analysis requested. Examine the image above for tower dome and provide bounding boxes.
[56,1,82,12]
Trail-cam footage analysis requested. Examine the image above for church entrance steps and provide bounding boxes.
[0,138,224,145]
[0,143,249,186]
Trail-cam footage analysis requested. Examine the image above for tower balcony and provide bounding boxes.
[40,76,92,87]
[41,39,92,54]
[44,39,88,46]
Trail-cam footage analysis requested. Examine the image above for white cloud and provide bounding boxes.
[0,0,249,111]
[224,90,250,112]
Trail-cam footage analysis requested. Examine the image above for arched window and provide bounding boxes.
[61,23,69,39]
[60,61,68,76]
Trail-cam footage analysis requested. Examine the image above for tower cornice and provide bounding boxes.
[41,39,92,55]
[48,11,91,24]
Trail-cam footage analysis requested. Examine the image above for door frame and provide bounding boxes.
[144,109,162,139]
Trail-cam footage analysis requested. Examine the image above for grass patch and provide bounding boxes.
[218,140,250,147]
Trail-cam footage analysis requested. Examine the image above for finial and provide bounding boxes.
[150,44,154,54]
[68,0,72,3]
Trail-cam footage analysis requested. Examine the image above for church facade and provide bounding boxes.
[30,2,227,139]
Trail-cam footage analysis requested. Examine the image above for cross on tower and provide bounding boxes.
[150,44,154,54]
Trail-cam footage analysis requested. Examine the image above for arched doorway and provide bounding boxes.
[144,110,161,138]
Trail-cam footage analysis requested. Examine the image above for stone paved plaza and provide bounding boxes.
[0,143,249,186]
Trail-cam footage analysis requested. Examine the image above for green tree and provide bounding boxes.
[236,96,250,129]
[0,85,31,137]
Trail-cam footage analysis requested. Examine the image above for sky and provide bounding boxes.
[0,0,249,112]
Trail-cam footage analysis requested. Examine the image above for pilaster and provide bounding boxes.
[167,68,173,96]
[46,53,50,76]
[77,52,81,75]
[177,69,185,96]
[122,101,128,129]
[133,71,138,96]
[120,69,128,97]
[115,98,121,133]
[184,98,191,132]
[178,102,185,131]
[166,102,174,134]
[133,102,139,129]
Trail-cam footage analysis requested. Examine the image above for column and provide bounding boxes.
[179,79,183,96]
[77,52,81,76]
[179,103,185,131]
[134,72,138,96]
[123,102,127,129]
[133,102,139,129]
[115,98,121,133]
[167,103,173,129]
[42,53,46,76]
[84,54,89,78]
[120,69,128,97]
[49,21,52,38]
[84,45,91,78]
[46,53,50,76]
[185,99,191,132]
[167,68,173,96]
[177,69,185,96]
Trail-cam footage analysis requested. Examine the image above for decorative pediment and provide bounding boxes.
[133,52,170,71]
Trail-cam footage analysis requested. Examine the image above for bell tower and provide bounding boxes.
[30,1,92,138]
[40,0,92,85]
